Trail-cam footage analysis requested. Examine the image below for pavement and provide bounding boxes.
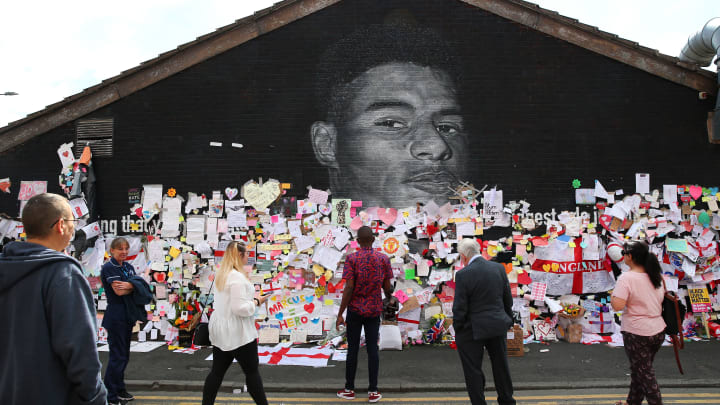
[100,339,720,394]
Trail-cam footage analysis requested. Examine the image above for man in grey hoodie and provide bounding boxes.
[0,193,107,405]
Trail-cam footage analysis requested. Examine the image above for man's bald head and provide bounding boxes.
[22,193,71,239]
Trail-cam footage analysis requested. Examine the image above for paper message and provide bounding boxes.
[69,198,89,218]
[666,238,688,253]
[575,188,596,205]
[308,188,329,205]
[0,178,10,193]
[142,184,163,213]
[635,173,650,194]
[81,222,101,239]
[331,199,351,226]
[312,245,342,272]
[242,179,281,211]
[688,287,711,312]
[57,142,75,167]
[482,189,503,219]
[18,181,47,201]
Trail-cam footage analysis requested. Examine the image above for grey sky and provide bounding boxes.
[0,0,717,128]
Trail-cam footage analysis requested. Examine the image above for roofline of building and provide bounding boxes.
[0,0,340,153]
[1,0,716,154]
[464,0,717,91]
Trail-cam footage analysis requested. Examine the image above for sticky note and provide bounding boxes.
[169,247,181,259]
[405,268,416,279]
[393,289,409,304]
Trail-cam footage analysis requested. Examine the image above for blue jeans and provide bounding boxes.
[345,310,381,392]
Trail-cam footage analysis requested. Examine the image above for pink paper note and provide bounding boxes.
[351,201,363,208]
[308,188,329,204]
[393,289,409,304]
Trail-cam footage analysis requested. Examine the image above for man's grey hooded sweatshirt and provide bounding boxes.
[0,241,107,405]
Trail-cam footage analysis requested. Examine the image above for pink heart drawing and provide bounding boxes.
[303,303,315,313]
[350,215,363,231]
[377,207,398,226]
[689,185,702,200]
[528,253,536,265]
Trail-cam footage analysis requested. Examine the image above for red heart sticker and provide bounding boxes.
[153,272,167,283]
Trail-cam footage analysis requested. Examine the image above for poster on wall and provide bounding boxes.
[17,181,47,201]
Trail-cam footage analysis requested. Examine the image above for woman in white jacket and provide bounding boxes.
[202,241,269,405]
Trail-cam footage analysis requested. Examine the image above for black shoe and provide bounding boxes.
[118,390,134,401]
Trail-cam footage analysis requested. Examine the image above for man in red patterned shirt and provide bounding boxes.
[336,226,394,403]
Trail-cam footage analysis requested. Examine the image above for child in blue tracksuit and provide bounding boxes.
[101,237,140,404]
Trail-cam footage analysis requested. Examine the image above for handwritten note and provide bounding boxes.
[242,179,281,211]
[18,181,47,201]
[666,238,688,253]
[308,188,329,205]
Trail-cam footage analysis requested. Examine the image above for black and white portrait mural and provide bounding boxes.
[311,25,469,208]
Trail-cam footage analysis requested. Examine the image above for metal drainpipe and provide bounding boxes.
[678,17,720,143]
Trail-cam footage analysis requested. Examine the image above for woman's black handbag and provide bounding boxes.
[193,322,211,346]
[192,278,215,347]
[661,278,685,374]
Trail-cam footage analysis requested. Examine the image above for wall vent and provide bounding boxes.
[75,118,113,157]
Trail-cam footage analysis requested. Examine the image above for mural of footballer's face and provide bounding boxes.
[312,62,470,208]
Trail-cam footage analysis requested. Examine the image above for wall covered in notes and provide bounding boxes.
[1,0,718,220]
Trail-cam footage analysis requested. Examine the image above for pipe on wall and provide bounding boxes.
[678,17,720,143]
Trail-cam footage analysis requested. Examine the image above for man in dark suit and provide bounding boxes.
[452,238,516,405]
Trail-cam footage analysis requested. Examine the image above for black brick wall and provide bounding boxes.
[1,0,717,221]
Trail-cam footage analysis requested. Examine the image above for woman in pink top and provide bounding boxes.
[611,241,666,405]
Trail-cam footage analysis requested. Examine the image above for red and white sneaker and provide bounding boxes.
[337,389,355,400]
[368,391,382,403]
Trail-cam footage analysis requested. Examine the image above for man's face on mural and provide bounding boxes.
[312,62,469,208]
